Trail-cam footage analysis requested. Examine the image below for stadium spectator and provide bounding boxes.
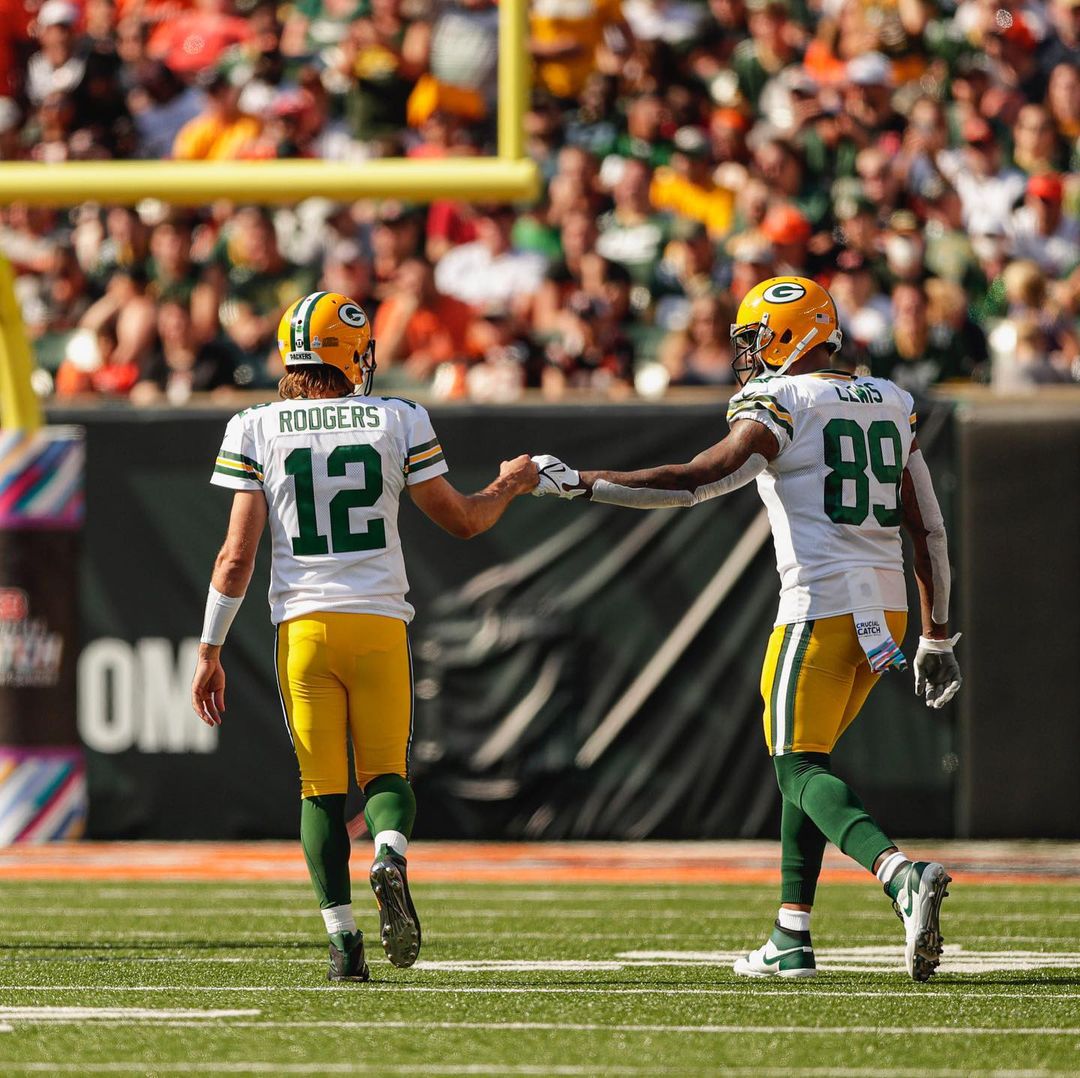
[146,216,200,306]
[596,157,672,287]
[16,246,89,340]
[609,92,672,169]
[373,256,471,379]
[0,97,20,159]
[937,116,1028,237]
[650,125,735,237]
[420,0,499,118]
[727,241,775,306]
[1046,63,1080,166]
[658,292,736,385]
[530,0,630,104]
[653,222,721,330]
[26,1,86,108]
[759,202,812,275]
[197,205,314,382]
[77,206,150,294]
[130,299,237,403]
[281,0,366,59]
[320,239,378,318]
[461,304,542,400]
[1002,257,1080,368]
[434,203,547,310]
[370,201,425,299]
[78,267,158,375]
[128,61,204,159]
[842,52,901,140]
[733,0,800,107]
[335,0,429,146]
[147,0,252,76]
[543,256,635,395]
[533,209,600,334]
[830,250,890,354]
[54,322,140,397]
[870,281,979,391]
[1012,104,1064,174]
[172,70,260,160]
[855,147,901,220]
[1008,172,1080,276]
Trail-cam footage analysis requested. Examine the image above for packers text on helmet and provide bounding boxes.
[277,291,376,395]
[730,276,842,386]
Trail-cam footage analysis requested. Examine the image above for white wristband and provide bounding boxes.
[918,633,961,653]
[201,585,245,646]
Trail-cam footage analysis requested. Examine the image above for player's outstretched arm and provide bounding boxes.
[900,444,962,709]
[191,491,268,727]
[533,419,778,507]
[409,455,539,539]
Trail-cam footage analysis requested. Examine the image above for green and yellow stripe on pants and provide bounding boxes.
[759,611,908,756]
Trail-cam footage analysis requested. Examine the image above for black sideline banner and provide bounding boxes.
[51,402,960,841]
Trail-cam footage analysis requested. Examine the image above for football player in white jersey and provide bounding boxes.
[531,276,962,982]
[191,291,538,982]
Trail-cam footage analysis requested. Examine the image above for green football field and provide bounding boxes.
[1,858,1080,1076]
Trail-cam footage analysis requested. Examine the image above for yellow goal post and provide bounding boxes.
[0,0,537,207]
[0,0,537,427]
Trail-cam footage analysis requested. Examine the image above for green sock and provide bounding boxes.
[300,794,351,910]
[363,773,417,847]
[778,797,827,906]
[774,752,893,874]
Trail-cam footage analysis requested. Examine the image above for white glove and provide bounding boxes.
[531,454,587,499]
[914,634,962,709]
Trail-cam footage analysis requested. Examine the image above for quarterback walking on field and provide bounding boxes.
[191,291,537,982]
[531,277,962,982]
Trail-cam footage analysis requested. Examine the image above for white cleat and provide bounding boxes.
[733,923,817,978]
[889,860,952,982]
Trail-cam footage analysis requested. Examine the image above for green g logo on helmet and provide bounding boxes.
[762,281,808,304]
[338,303,367,328]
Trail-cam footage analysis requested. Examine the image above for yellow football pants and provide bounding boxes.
[275,612,413,798]
[760,611,908,756]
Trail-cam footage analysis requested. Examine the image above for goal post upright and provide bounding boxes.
[0,0,536,426]
[0,0,538,208]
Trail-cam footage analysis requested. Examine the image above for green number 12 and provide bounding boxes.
[822,418,903,527]
[284,445,386,556]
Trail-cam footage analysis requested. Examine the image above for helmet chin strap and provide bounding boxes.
[353,339,377,397]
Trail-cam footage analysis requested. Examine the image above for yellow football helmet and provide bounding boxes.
[730,276,842,385]
[277,291,376,394]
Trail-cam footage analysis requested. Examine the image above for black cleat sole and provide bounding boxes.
[370,857,421,969]
[912,869,952,983]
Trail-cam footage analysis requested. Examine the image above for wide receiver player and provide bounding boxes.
[532,276,962,982]
[191,291,537,982]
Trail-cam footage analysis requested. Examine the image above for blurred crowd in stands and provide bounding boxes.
[0,0,1079,402]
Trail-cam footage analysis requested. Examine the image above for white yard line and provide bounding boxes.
[0,1067,641,1076]
[1,985,1079,1001]
[35,1019,1080,1036]
[0,1068,1071,1078]
[0,1067,642,1077]
[0,1007,259,1021]
[2,945,1080,974]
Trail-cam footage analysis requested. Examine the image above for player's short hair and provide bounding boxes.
[278,366,354,400]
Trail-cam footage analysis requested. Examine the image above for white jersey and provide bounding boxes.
[210,395,449,625]
[727,370,917,626]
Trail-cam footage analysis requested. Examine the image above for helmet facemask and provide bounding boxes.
[354,339,377,396]
[730,311,773,386]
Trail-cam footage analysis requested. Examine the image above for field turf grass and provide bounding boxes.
[1,856,1079,1075]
